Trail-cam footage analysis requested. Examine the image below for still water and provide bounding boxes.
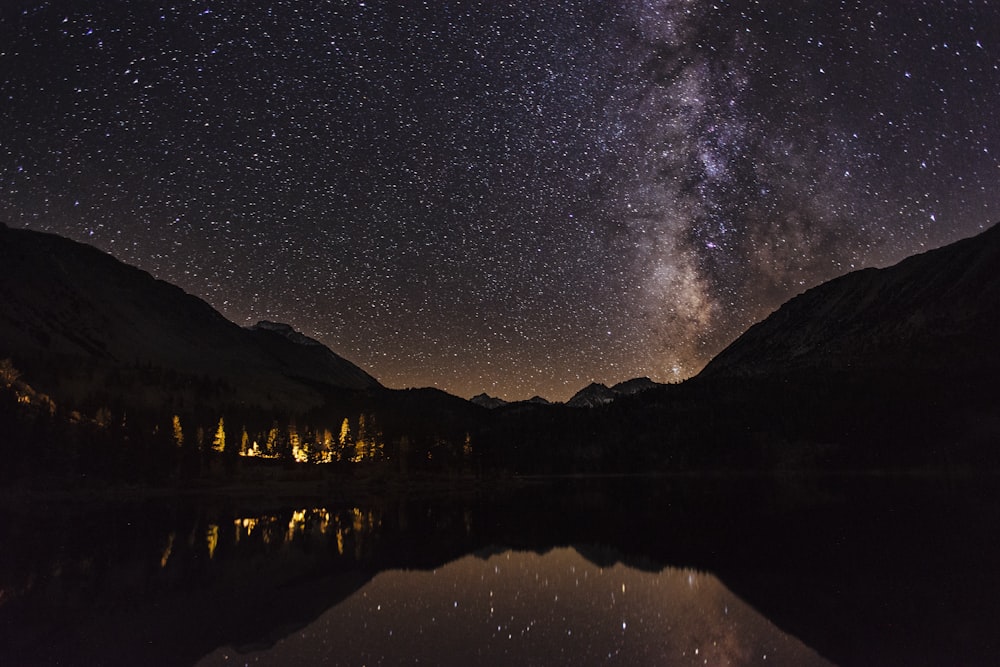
[2,475,999,665]
[197,546,829,666]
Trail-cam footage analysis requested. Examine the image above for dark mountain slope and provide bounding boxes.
[0,223,380,412]
[489,223,1000,473]
[700,222,1000,378]
[248,321,380,391]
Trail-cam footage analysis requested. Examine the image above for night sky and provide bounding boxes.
[3,1,999,401]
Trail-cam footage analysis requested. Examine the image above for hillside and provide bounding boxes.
[0,223,380,413]
[3,220,1000,476]
[700,223,1000,379]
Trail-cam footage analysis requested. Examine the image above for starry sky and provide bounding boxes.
[3,1,999,401]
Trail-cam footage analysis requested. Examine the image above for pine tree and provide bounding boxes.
[213,417,226,452]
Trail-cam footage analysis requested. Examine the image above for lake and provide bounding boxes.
[2,474,999,665]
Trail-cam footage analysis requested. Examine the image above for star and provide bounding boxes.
[2,1,998,401]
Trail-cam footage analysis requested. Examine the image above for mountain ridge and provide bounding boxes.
[699,222,1000,379]
[0,224,381,412]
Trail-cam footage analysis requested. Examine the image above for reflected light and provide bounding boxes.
[206,524,219,559]
[230,510,344,550]
[160,532,175,568]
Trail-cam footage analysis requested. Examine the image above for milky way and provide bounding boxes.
[3,1,999,400]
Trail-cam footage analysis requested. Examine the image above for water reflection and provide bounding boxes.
[197,546,831,667]
[224,507,381,558]
[4,477,1000,666]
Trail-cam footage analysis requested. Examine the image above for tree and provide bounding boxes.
[338,417,353,462]
[265,422,280,457]
[319,428,334,463]
[289,419,306,462]
[355,414,369,462]
[172,415,184,447]
[354,414,385,462]
[213,417,226,453]
[0,358,20,386]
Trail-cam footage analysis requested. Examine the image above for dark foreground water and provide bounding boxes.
[2,475,999,666]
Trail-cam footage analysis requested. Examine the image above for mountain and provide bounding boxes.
[699,223,1000,379]
[524,395,551,405]
[566,382,616,408]
[0,223,380,413]
[610,377,661,395]
[470,393,508,409]
[566,377,662,407]
[248,321,380,392]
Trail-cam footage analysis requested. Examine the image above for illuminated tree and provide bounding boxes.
[352,414,385,462]
[319,428,334,463]
[266,422,280,456]
[213,417,226,452]
[289,419,307,462]
[94,407,112,429]
[0,358,20,386]
[355,414,369,462]
[338,417,353,461]
[370,415,384,460]
[240,427,250,456]
[172,415,184,447]
[176,417,201,478]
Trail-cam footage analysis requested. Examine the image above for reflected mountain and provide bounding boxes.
[197,546,831,667]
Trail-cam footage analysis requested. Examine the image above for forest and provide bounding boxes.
[4,349,996,493]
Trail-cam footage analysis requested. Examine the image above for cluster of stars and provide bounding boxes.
[2,1,999,400]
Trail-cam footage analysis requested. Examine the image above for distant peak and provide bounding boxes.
[253,320,294,333]
[471,393,508,409]
[251,321,323,347]
[611,377,660,395]
[566,377,661,408]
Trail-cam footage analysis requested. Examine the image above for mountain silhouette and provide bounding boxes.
[700,222,1000,379]
[566,382,616,407]
[566,377,662,407]
[248,320,380,392]
[3,221,999,474]
[0,223,380,413]
[470,393,508,409]
[700,225,1000,378]
[641,222,1000,468]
